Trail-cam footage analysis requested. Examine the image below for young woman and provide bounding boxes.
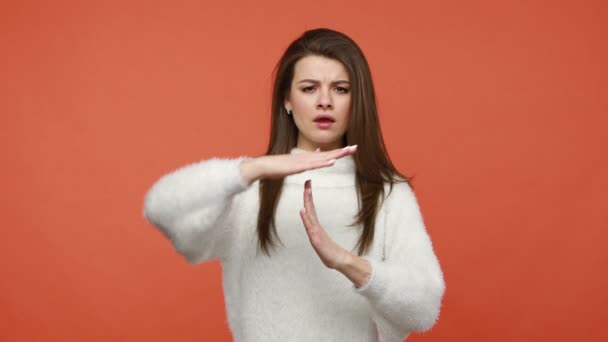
[143,28,445,342]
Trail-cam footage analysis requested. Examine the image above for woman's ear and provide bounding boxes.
[284,98,291,112]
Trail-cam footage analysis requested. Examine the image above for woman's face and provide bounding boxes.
[285,55,351,152]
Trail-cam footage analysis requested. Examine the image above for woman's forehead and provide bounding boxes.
[293,55,349,82]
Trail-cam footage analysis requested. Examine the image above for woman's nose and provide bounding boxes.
[316,89,333,109]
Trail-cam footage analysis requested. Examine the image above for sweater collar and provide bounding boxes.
[285,147,356,187]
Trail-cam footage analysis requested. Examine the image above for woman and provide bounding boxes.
[143,28,445,341]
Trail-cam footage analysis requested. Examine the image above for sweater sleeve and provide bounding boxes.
[355,182,445,341]
[142,156,252,264]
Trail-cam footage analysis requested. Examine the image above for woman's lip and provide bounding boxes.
[315,121,333,129]
[314,115,335,122]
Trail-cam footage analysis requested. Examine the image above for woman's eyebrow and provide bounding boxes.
[297,79,350,85]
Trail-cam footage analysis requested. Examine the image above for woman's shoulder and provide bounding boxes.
[379,177,420,214]
[383,177,414,197]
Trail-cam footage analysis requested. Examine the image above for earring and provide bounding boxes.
[287,109,292,116]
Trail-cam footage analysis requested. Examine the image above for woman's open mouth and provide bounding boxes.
[314,115,335,129]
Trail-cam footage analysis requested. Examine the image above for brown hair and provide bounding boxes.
[258,28,411,256]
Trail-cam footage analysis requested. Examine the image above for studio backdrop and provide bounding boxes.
[1,0,606,341]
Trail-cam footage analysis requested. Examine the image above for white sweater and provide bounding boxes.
[143,148,445,342]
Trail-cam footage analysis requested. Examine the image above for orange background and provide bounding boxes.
[1,0,606,341]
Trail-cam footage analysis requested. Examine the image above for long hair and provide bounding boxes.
[258,28,411,256]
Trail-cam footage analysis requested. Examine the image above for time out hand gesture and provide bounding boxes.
[239,145,358,184]
[240,144,370,285]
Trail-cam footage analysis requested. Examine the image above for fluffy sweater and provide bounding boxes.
[143,147,445,342]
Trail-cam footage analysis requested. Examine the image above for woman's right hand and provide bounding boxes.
[240,145,358,185]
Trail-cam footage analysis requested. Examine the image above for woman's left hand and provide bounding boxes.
[299,179,351,270]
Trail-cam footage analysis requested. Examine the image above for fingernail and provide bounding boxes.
[350,145,358,150]
[328,159,336,164]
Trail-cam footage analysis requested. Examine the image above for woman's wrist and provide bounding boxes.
[336,252,372,288]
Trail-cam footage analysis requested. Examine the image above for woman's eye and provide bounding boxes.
[336,87,350,93]
[301,86,349,93]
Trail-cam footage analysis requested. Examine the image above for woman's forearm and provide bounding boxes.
[239,158,262,185]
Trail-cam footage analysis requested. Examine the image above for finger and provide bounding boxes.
[315,145,354,159]
[312,145,356,166]
[300,208,319,238]
[301,208,323,247]
[308,153,339,169]
[334,145,357,158]
[299,208,312,231]
[297,146,353,172]
[303,180,320,223]
[296,152,334,169]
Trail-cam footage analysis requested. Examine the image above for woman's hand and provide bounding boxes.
[240,145,357,185]
[299,179,372,287]
[299,179,351,270]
